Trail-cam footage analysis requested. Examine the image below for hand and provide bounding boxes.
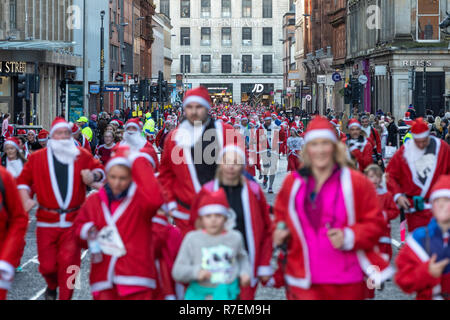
[428,254,450,279]
[327,228,345,249]
[197,269,212,282]
[240,274,251,287]
[396,196,411,211]
[81,169,94,186]
[24,199,37,212]
[258,276,271,283]
[273,228,290,246]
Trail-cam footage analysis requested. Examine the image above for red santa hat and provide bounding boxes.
[429,175,450,202]
[50,117,72,137]
[71,123,80,135]
[38,130,49,142]
[4,137,21,151]
[411,117,430,139]
[183,86,212,110]
[110,119,124,127]
[348,118,362,129]
[197,188,230,217]
[218,142,246,165]
[404,112,411,119]
[17,129,27,135]
[125,118,142,131]
[330,119,339,127]
[27,130,36,136]
[304,116,338,144]
[105,146,132,172]
[264,112,272,121]
[241,116,248,122]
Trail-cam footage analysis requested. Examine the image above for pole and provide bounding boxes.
[423,64,427,115]
[33,62,38,124]
[100,11,105,112]
[82,0,88,115]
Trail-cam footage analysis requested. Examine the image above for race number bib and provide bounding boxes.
[98,225,127,258]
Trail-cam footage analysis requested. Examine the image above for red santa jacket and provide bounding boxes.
[17,147,105,227]
[74,155,164,292]
[0,167,28,291]
[75,135,92,153]
[347,137,374,172]
[364,126,381,154]
[157,119,233,221]
[376,188,400,259]
[189,178,274,287]
[274,167,394,290]
[94,143,116,165]
[386,136,450,205]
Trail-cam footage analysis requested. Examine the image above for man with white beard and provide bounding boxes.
[17,117,105,300]
[120,118,159,172]
[386,117,450,232]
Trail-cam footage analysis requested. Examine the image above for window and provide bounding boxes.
[263,0,272,18]
[201,55,211,73]
[201,0,211,18]
[242,27,252,46]
[222,0,231,18]
[242,55,252,73]
[222,55,232,73]
[180,0,190,18]
[222,27,232,46]
[242,0,251,18]
[263,27,272,46]
[181,27,190,45]
[9,0,17,29]
[417,0,440,41]
[201,27,211,46]
[180,55,191,73]
[160,0,170,17]
[263,55,272,73]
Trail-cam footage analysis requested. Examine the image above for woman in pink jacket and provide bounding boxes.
[273,116,394,300]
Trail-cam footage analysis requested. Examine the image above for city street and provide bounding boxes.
[8,157,413,300]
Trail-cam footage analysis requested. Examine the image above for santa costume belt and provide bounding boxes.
[39,205,81,215]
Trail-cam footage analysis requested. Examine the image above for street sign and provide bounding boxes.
[104,85,124,92]
[89,84,100,94]
[305,94,312,101]
[358,75,368,85]
[115,73,124,82]
[317,75,326,84]
[332,72,342,82]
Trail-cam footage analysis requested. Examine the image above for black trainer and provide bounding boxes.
[44,288,57,300]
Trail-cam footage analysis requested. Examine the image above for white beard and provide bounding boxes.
[361,126,371,138]
[174,120,206,148]
[123,131,146,151]
[48,138,80,164]
[404,139,426,164]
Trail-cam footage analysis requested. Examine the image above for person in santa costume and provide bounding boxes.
[395,174,450,300]
[330,119,347,143]
[286,127,304,172]
[2,137,27,178]
[278,123,288,157]
[346,119,375,172]
[386,117,450,232]
[256,111,280,194]
[0,167,28,300]
[74,146,164,300]
[119,118,159,172]
[188,144,273,299]
[360,115,381,156]
[72,123,92,153]
[17,117,105,300]
[37,129,49,149]
[94,130,116,165]
[273,116,393,300]
[158,86,234,237]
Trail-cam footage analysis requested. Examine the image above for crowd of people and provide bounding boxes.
[0,86,449,300]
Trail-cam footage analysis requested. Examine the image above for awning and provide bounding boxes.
[0,41,77,51]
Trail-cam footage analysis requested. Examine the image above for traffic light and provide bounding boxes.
[17,74,27,100]
[344,83,352,105]
[161,81,169,103]
[351,80,361,103]
[59,80,66,105]
[131,84,140,102]
[150,85,159,103]
[139,79,149,102]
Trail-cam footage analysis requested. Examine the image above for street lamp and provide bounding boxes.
[100,10,105,112]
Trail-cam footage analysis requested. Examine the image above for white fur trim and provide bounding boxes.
[105,157,131,172]
[167,201,178,211]
[406,234,429,262]
[304,129,337,144]
[341,227,355,251]
[47,147,74,210]
[152,217,168,226]
[257,266,274,277]
[80,222,95,241]
[348,123,361,129]
[412,130,430,139]
[219,145,246,164]
[430,189,450,202]
[125,122,141,131]
[17,184,31,192]
[0,260,15,281]
[242,181,257,287]
[50,122,71,137]
[171,210,190,220]
[198,204,229,217]
[129,152,156,169]
[393,193,404,203]
[4,140,20,151]
[183,96,211,110]
[113,276,156,289]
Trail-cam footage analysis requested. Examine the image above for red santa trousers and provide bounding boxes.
[287,154,301,172]
[36,227,81,300]
[94,288,154,300]
[286,282,367,300]
[406,210,433,232]
[239,285,258,300]
[0,289,7,300]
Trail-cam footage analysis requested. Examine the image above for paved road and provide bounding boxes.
[8,156,413,300]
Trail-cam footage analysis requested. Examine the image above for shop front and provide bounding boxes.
[201,83,233,104]
[241,83,274,106]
